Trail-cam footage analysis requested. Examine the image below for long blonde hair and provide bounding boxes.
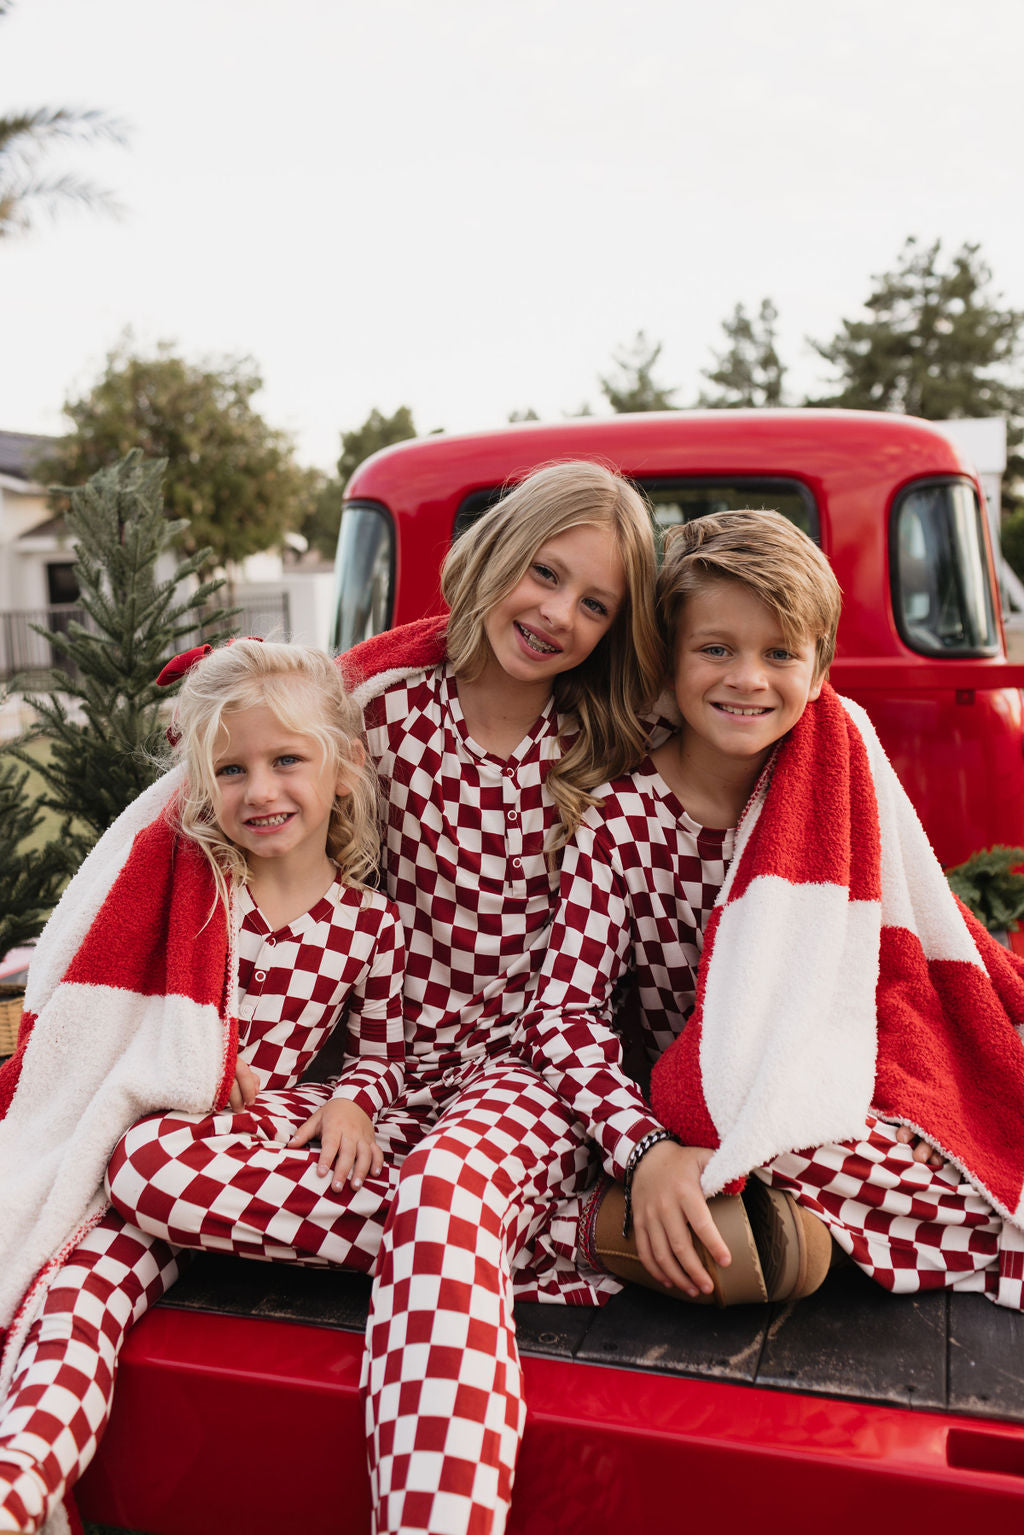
[441,460,663,839]
[169,639,380,912]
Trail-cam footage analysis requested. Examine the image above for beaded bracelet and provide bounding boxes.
[621,1128,678,1236]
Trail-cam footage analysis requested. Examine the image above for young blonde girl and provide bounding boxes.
[0,640,404,1535]
[104,459,666,1535]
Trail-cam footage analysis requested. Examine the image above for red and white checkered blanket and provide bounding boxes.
[650,683,1024,1221]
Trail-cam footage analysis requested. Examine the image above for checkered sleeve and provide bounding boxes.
[519,813,663,1181]
[329,897,406,1120]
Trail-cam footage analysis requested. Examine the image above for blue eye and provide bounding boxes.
[583,596,609,618]
[702,644,728,658]
[532,562,556,582]
[276,754,301,767]
[216,763,243,777]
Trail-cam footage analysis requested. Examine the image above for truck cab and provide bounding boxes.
[331,408,1024,868]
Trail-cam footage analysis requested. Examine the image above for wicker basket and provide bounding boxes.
[0,984,24,1058]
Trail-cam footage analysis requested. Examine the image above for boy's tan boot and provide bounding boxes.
[590,1176,834,1307]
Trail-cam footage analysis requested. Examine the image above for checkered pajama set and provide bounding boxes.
[0,875,405,1534]
[0,662,662,1535]
[530,758,1024,1312]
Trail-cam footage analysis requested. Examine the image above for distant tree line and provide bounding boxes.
[23,235,1024,574]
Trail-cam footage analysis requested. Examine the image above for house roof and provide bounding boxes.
[0,431,56,482]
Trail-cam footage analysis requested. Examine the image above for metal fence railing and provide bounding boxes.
[0,594,292,686]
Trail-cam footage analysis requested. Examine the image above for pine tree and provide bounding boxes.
[11,451,234,860]
[0,748,72,953]
[699,299,786,407]
[599,332,677,413]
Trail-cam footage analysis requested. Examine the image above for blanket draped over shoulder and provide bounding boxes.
[0,618,449,1400]
[650,685,1024,1220]
[0,774,241,1400]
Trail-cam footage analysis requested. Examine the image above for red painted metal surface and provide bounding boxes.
[343,410,1024,867]
[77,1306,1024,1535]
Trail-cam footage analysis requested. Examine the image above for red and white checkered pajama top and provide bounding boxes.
[236,872,405,1115]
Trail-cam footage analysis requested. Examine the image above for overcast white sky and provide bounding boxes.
[1,0,1022,471]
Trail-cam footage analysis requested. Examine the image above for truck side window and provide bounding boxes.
[330,501,394,654]
[892,480,998,658]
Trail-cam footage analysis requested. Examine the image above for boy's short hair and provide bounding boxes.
[658,510,842,681]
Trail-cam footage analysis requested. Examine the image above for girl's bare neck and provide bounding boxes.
[455,668,552,760]
[246,853,337,931]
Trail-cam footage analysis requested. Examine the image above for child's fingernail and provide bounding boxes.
[351,1178,362,1189]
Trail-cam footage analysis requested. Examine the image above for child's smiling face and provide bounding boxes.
[212,705,351,876]
[672,577,822,769]
[482,521,625,690]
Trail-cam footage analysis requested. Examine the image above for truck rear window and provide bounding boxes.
[455,476,819,549]
[639,478,818,547]
[892,480,998,657]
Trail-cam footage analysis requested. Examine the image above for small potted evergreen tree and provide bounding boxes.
[1,452,235,1054]
[9,449,234,861]
[0,750,74,1054]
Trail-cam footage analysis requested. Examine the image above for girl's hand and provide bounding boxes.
[630,1141,732,1298]
[894,1125,947,1171]
[228,1059,261,1111]
[289,1098,384,1191]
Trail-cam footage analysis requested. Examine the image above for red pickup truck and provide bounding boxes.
[330,408,1024,869]
[78,411,1024,1534]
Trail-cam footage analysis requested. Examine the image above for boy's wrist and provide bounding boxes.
[622,1128,679,1235]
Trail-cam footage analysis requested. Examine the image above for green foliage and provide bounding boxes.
[599,332,677,413]
[809,237,1024,507]
[38,340,316,574]
[1001,510,1024,585]
[946,845,1024,932]
[10,451,234,860]
[336,405,417,486]
[0,752,74,952]
[300,406,418,562]
[0,3,127,239]
[700,299,785,408]
[508,407,540,423]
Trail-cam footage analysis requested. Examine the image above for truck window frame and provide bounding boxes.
[329,499,395,654]
[889,476,1000,660]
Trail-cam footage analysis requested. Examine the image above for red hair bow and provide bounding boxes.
[157,639,264,745]
[155,644,213,688]
[156,636,264,690]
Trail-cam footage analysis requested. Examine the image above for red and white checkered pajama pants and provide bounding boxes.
[757,1112,1024,1309]
[105,1065,593,1535]
[0,1210,180,1534]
